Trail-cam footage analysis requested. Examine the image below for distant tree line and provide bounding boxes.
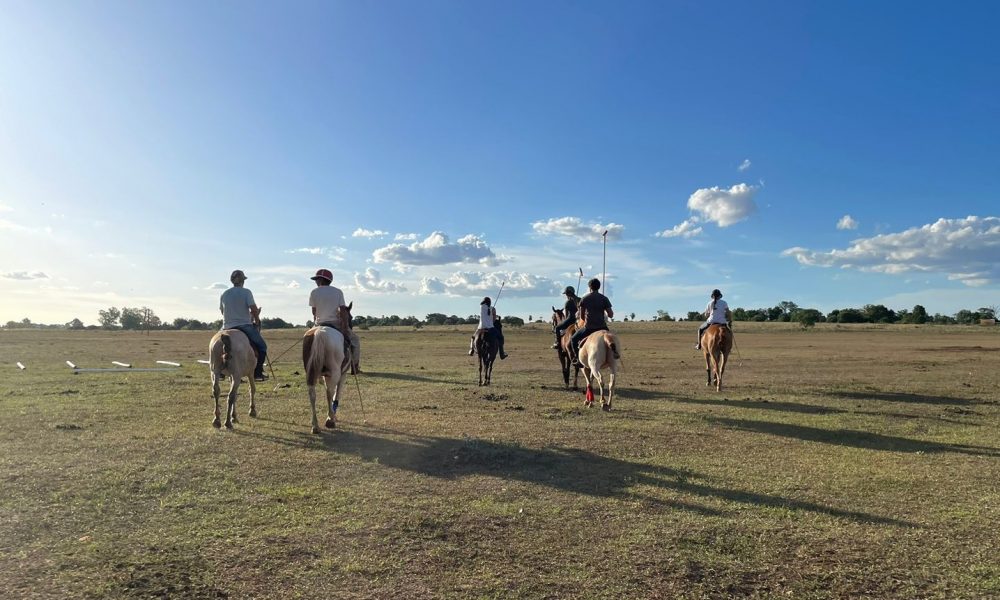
[680,301,998,328]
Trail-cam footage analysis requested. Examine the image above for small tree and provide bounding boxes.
[66,318,85,330]
[655,310,674,322]
[687,311,703,321]
[98,307,120,329]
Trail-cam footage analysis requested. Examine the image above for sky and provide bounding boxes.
[2,1,999,326]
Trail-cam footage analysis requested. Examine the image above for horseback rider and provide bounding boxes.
[551,285,581,349]
[468,296,508,360]
[570,278,615,366]
[219,269,269,381]
[694,288,732,350]
[308,268,362,371]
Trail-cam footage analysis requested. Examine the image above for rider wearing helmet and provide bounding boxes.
[694,289,731,350]
[551,285,581,349]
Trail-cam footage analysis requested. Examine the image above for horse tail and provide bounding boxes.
[604,331,621,364]
[220,332,232,369]
[305,329,327,386]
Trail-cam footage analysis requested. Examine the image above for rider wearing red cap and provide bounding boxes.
[309,268,362,371]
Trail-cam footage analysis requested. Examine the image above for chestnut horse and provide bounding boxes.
[701,324,733,391]
[208,329,258,429]
[302,305,353,434]
[550,307,580,389]
[578,330,621,411]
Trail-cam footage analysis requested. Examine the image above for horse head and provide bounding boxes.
[338,301,354,332]
[551,307,565,327]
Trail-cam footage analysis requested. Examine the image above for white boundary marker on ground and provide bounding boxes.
[156,360,181,366]
[16,362,25,370]
[111,361,131,368]
[73,367,179,373]
[196,359,210,365]
[66,361,76,369]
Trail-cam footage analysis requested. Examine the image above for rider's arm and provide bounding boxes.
[250,304,261,326]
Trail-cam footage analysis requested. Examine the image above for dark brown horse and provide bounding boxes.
[472,328,499,386]
[550,307,581,389]
[701,324,733,392]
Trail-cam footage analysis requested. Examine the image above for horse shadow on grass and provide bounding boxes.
[237,425,914,526]
[709,416,1000,457]
[815,389,985,407]
[363,371,461,386]
[674,397,976,426]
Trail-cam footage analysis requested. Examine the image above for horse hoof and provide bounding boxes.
[212,418,221,429]
[225,421,233,430]
[231,416,239,424]
[249,408,257,418]
[602,404,611,412]
[311,426,320,434]
[325,418,336,429]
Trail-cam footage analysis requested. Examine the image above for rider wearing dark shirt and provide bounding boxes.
[570,278,614,364]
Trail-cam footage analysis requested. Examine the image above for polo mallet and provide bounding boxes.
[576,267,583,293]
[493,280,506,308]
[266,336,304,391]
[602,230,608,291]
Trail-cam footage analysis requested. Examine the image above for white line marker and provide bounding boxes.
[66,361,76,369]
[16,362,25,370]
[156,360,181,366]
[73,367,179,373]
[197,359,210,365]
[111,361,131,368]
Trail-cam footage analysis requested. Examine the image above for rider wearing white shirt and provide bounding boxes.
[468,296,508,359]
[695,289,731,350]
[308,268,362,372]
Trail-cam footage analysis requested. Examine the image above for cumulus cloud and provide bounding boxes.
[656,218,703,239]
[286,280,301,289]
[418,271,562,298]
[531,217,624,243]
[373,232,502,267]
[837,215,859,230]
[206,282,228,290]
[2,271,48,280]
[782,216,1000,287]
[687,183,758,227]
[285,246,347,261]
[394,233,419,241]
[738,159,752,172]
[352,228,388,239]
[353,268,407,293]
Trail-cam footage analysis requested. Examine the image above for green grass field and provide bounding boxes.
[2,322,998,599]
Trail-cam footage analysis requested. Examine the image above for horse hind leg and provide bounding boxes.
[325,374,338,429]
[308,381,321,434]
[225,378,239,429]
[248,374,258,418]
[212,371,222,428]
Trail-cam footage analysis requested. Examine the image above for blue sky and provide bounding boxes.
[2,1,999,325]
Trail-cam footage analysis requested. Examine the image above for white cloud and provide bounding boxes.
[0,218,52,236]
[285,246,347,261]
[782,216,1000,286]
[531,217,624,242]
[418,270,562,298]
[687,183,758,227]
[352,228,388,239]
[373,232,502,267]
[206,282,228,290]
[837,215,859,230]
[656,218,703,239]
[738,159,752,172]
[2,271,49,280]
[286,280,301,289]
[394,233,419,241]
[353,268,407,293]
[0,203,12,212]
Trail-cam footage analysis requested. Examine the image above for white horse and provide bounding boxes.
[302,307,351,434]
[578,330,621,411]
[208,329,258,429]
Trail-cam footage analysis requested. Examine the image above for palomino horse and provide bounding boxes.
[578,330,621,411]
[302,304,354,434]
[472,328,499,386]
[208,329,258,429]
[550,307,581,389]
[702,324,733,392]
